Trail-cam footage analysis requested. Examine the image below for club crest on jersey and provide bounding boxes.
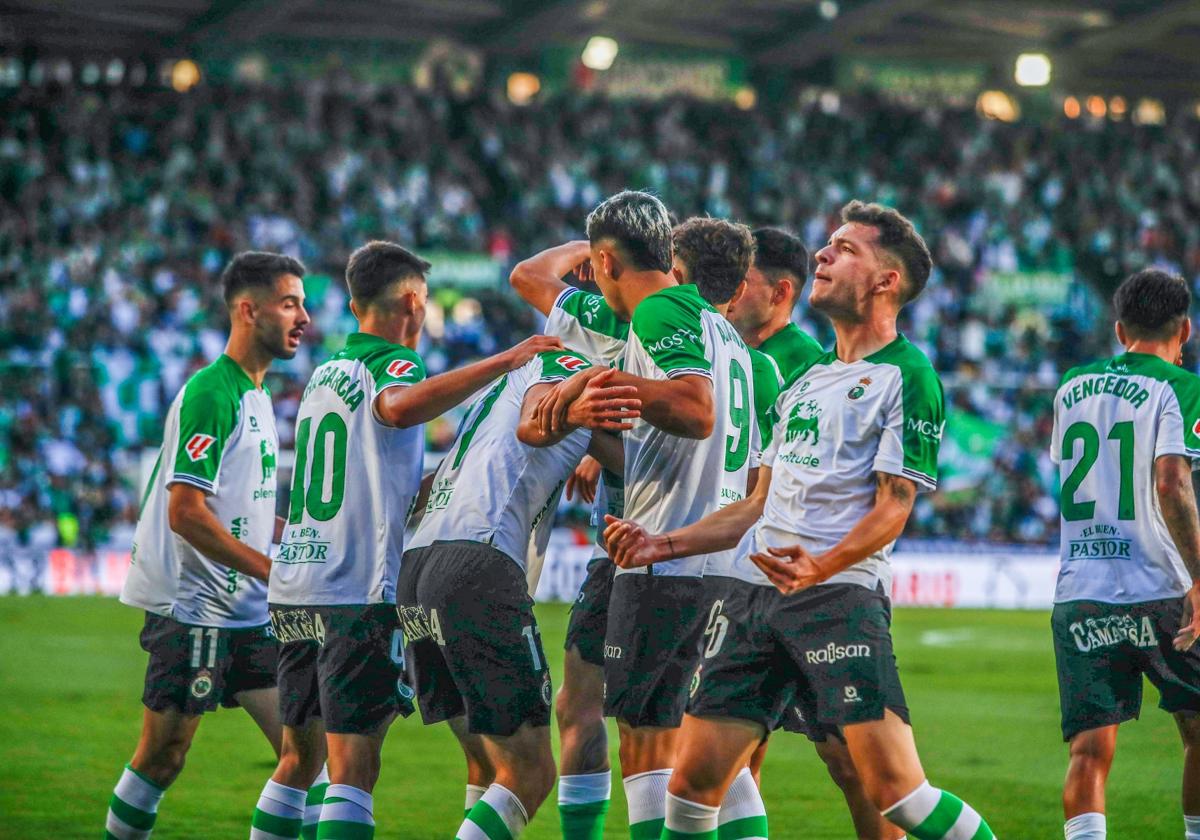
[556,354,588,372]
[847,377,872,401]
[185,433,216,462]
[190,670,214,699]
[386,359,417,379]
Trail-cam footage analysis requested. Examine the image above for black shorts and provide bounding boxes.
[564,555,614,667]
[1053,598,1200,741]
[776,585,895,742]
[604,573,706,728]
[139,612,277,715]
[397,541,551,737]
[688,581,909,733]
[269,603,414,735]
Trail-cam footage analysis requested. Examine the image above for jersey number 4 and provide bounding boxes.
[289,412,349,523]
[1060,420,1135,521]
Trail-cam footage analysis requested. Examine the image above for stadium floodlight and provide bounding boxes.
[582,36,619,71]
[734,86,757,110]
[171,59,201,93]
[1062,96,1081,119]
[977,90,1020,122]
[1014,53,1051,87]
[818,0,839,20]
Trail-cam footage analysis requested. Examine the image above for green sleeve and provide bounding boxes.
[536,349,593,383]
[1166,372,1200,457]
[750,350,782,449]
[365,345,426,391]
[171,384,239,492]
[631,294,711,377]
[555,289,629,341]
[897,365,945,486]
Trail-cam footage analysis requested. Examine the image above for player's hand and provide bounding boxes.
[566,455,602,504]
[499,335,564,372]
[535,367,606,434]
[1175,583,1200,651]
[603,514,670,569]
[564,368,641,432]
[749,544,826,595]
[572,250,595,285]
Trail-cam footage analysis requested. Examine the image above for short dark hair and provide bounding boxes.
[585,190,673,274]
[673,218,755,305]
[752,227,809,303]
[840,200,932,304]
[345,241,431,308]
[1113,269,1191,340]
[221,251,306,306]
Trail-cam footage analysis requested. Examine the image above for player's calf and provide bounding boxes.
[556,648,611,840]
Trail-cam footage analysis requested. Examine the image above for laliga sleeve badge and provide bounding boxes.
[190,670,214,699]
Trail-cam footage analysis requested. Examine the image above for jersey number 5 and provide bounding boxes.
[289,412,349,523]
[1060,420,1135,521]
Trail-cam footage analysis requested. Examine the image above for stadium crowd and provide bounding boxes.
[3,77,1199,550]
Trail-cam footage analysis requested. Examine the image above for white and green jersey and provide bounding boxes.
[1051,352,1200,604]
[544,287,628,558]
[408,350,594,573]
[270,333,426,607]
[619,284,757,577]
[729,335,944,590]
[123,355,279,627]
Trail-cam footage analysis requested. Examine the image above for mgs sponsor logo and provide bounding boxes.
[184,433,216,462]
[805,642,871,664]
[646,326,701,356]
[905,417,944,442]
[582,295,604,325]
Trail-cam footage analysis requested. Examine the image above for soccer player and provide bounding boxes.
[729,226,905,840]
[398,346,633,840]
[511,239,630,839]
[604,201,997,840]
[105,252,310,840]
[250,241,563,840]
[535,192,757,839]
[1051,269,1200,840]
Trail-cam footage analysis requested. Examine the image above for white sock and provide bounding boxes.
[718,768,768,839]
[106,765,165,840]
[302,766,329,836]
[465,784,487,814]
[664,791,719,834]
[882,780,991,839]
[458,783,529,839]
[623,769,673,833]
[1187,815,1200,840]
[251,779,306,840]
[558,771,611,806]
[1064,812,1105,839]
[318,784,373,829]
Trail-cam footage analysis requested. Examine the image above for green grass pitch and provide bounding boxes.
[0,596,1184,837]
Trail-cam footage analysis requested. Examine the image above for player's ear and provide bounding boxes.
[876,267,902,298]
[729,279,747,307]
[772,277,791,306]
[1114,320,1127,347]
[602,249,620,282]
[349,298,362,320]
[1181,317,1192,345]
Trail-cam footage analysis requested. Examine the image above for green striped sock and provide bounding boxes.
[625,769,672,840]
[661,792,719,839]
[631,818,665,839]
[316,784,374,840]
[561,801,610,839]
[662,829,717,839]
[105,764,164,840]
[251,779,305,840]
[883,781,995,840]
[458,784,528,839]
[717,768,767,839]
[466,783,487,818]
[301,765,329,839]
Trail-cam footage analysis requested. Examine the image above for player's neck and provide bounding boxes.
[223,332,272,388]
[830,317,898,363]
[623,271,678,314]
[359,314,421,350]
[1123,339,1180,365]
[743,311,793,349]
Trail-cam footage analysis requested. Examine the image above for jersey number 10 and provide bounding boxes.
[289,412,349,523]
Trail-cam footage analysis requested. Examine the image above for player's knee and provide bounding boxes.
[1068,733,1115,772]
[555,685,603,731]
[138,744,188,786]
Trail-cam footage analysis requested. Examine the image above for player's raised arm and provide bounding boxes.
[375,334,563,428]
[509,240,593,316]
[516,368,640,447]
[751,471,916,594]
[604,464,773,569]
[1156,454,1200,649]
[168,484,272,581]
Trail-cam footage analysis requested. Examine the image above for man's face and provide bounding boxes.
[726,265,775,333]
[810,222,885,320]
[252,273,310,360]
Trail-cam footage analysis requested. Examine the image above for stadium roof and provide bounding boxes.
[1,0,1198,97]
